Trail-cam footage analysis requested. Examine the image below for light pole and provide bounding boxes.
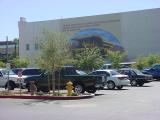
[6,36,10,92]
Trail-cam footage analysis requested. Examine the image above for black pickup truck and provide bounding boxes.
[24,66,105,93]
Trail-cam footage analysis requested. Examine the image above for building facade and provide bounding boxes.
[18,8,160,66]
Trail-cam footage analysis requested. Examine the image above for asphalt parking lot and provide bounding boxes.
[0,81,160,120]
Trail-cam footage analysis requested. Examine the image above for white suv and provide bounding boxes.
[0,69,26,90]
[89,69,130,90]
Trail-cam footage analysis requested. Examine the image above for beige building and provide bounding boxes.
[18,8,160,66]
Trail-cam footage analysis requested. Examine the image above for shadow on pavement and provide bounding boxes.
[102,88,129,91]
[138,85,152,87]
[95,94,105,96]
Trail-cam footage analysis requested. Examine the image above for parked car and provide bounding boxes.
[118,68,153,86]
[0,69,26,90]
[12,68,43,77]
[142,64,160,80]
[89,69,130,90]
[24,66,105,93]
[101,62,136,69]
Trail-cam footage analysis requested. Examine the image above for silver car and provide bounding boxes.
[89,69,130,90]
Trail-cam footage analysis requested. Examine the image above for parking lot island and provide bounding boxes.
[0,93,94,100]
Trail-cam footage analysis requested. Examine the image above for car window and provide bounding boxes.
[110,70,120,76]
[1,70,15,75]
[98,71,110,77]
[12,69,22,75]
[152,65,160,70]
[22,69,42,75]
[89,71,97,75]
[130,70,137,76]
[117,70,122,74]
[133,69,143,75]
[124,70,130,75]
[101,64,112,69]
[76,70,87,75]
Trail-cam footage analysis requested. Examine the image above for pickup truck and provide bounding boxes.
[0,69,26,90]
[142,64,160,80]
[24,66,105,93]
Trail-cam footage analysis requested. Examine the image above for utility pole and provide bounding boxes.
[6,36,10,92]
[6,36,8,63]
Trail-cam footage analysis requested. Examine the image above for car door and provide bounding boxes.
[122,70,131,78]
[97,71,110,81]
[0,71,6,87]
[154,65,160,78]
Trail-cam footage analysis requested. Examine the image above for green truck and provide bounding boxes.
[24,66,105,93]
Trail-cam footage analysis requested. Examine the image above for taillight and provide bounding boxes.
[118,77,128,80]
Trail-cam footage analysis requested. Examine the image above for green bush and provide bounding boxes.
[12,57,29,68]
[134,54,160,70]
[71,92,79,96]
[0,61,5,68]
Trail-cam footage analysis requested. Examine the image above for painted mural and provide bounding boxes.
[70,28,124,51]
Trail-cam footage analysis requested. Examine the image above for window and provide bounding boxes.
[89,72,97,75]
[97,71,110,77]
[26,44,30,50]
[130,70,137,76]
[22,69,42,75]
[35,43,38,50]
[124,70,130,75]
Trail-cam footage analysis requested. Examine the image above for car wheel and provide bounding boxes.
[74,84,85,93]
[138,83,144,86]
[5,82,15,90]
[107,81,115,90]
[117,85,123,90]
[130,80,137,86]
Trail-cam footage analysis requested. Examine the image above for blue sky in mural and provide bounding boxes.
[71,28,121,46]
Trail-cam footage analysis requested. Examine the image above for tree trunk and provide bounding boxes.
[48,73,50,95]
[52,70,55,95]
[57,70,61,95]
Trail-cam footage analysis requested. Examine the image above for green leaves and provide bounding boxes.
[74,45,104,72]
[12,57,29,68]
[0,61,5,68]
[36,31,73,72]
[134,54,160,70]
[106,50,126,69]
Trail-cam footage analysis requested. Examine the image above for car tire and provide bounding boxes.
[138,83,144,86]
[74,83,85,93]
[130,80,137,86]
[107,81,115,90]
[5,81,15,90]
[117,85,123,90]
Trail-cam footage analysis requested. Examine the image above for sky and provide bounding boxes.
[0,0,160,41]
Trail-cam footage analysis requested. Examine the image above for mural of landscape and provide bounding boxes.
[69,28,124,51]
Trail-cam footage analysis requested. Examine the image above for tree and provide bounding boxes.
[146,54,160,67]
[133,56,148,70]
[134,54,160,70]
[0,61,5,68]
[36,31,73,94]
[12,57,29,68]
[105,50,126,69]
[74,43,105,72]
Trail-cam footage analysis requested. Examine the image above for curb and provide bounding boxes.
[0,94,94,100]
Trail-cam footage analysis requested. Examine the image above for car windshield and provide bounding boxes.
[133,69,143,75]
[1,70,16,75]
[110,70,120,76]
